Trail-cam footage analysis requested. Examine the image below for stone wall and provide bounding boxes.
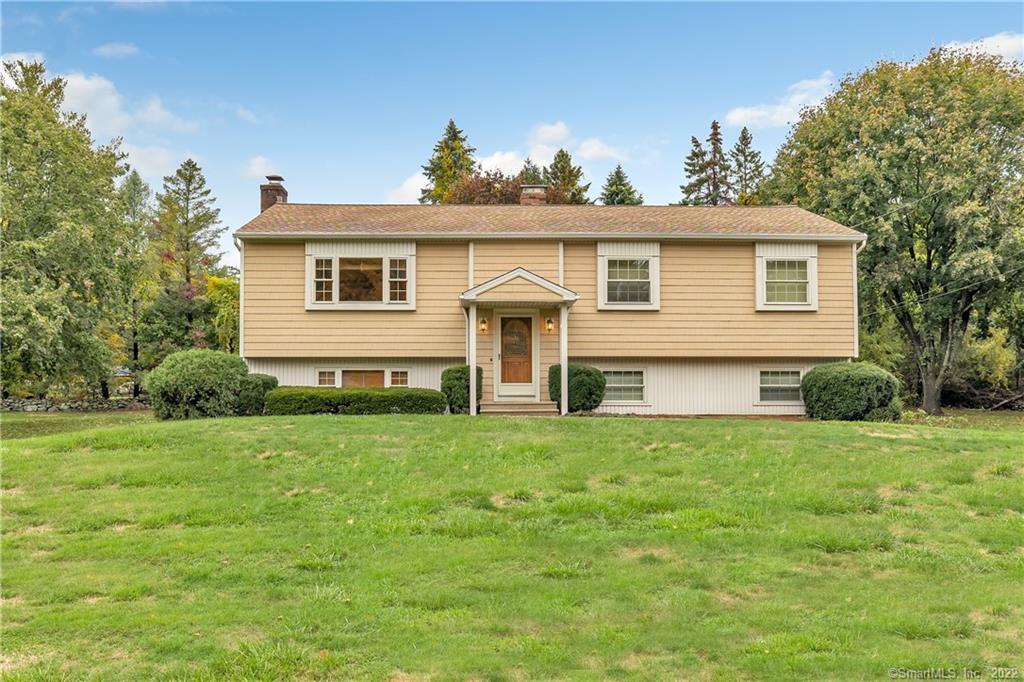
[1,398,150,413]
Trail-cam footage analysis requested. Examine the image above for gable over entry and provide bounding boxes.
[460,268,579,416]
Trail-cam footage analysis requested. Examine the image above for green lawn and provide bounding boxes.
[2,414,1022,679]
[2,410,155,440]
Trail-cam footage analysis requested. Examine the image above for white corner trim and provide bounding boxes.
[558,241,564,286]
[238,239,245,358]
[467,241,475,288]
[755,243,818,312]
[852,242,860,358]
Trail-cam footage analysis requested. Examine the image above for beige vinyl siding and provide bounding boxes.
[564,241,855,357]
[473,240,560,284]
[243,240,467,357]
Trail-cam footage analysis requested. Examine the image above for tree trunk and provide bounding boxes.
[921,368,943,415]
[100,379,110,400]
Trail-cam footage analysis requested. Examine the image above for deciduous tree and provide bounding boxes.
[764,49,1024,414]
[0,60,127,394]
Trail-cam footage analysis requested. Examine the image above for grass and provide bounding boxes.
[2,412,1022,679]
[1,410,155,440]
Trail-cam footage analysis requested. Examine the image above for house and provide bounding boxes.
[235,177,866,415]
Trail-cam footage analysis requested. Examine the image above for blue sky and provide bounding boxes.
[3,2,1022,266]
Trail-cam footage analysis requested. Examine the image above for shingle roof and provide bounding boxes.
[235,203,865,240]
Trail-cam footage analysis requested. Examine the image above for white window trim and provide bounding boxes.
[597,242,660,311]
[313,367,411,388]
[305,241,416,311]
[755,368,804,406]
[755,243,818,311]
[601,368,649,405]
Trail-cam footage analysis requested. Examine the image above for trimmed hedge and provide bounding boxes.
[144,350,249,420]
[264,387,447,416]
[440,365,484,414]
[801,362,902,422]
[548,363,606,413]
[237,373,279,416]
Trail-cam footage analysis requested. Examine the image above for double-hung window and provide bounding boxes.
[598,242,660,310]
[603,370,646,403]
[307,243,415,310]
[755,243,818,311]
[759,370,802,402]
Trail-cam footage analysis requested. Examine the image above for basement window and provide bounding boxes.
[759,370,802,402]
[603,370,646,403]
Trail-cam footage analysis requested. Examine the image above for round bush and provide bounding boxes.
[237,373,279,416]
[441,365,484,414]
[144,350,249,420]
[548,363,606,412]
[801,362,902,421]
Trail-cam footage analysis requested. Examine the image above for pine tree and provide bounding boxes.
[599,164,643,205]
[518,157,544,185]
[679,121,735,205]
[152,158,223,348]
[543,149,591,204]
[679,136,710,204]
[729,126,766,204]
[704,120,734,205]
[420,119,477,204]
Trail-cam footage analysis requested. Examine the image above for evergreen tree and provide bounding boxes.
[599,164,643,205]
[420,119,477,204]
[518,157,544,185]
[679,136,710,205]
[729,126,766,204]
[543,149,591,204]
[704,120,734,205]
[150,159,223,352]
[679,121,735,205]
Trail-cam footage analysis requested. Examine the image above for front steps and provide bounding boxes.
[479,400,560,417]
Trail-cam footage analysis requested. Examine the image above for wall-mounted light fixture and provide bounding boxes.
[545,317,555,333]
[479,317,489,333]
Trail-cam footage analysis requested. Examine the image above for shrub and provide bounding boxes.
[548,364,606,413]
[801,362,902,421]
[264,387,447,416]
[237,373,279,416]
[144,350,249,420]
[440,365,484,414]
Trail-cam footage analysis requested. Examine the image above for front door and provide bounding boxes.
[499,316,534,396]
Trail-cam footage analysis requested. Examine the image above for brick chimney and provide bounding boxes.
[260,175,288,212]
[519,184,548,206]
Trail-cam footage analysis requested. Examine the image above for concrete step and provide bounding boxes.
[480,401,560,416]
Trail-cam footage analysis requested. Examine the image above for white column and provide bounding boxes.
[468,304,477,416]
[559,304,569,416]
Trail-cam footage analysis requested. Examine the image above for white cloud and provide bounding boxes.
[61,72,198,139]
[244,155,278,179]
[530,121,570,146]
[236,106,259,124]
[93,42,140,58]
[576,137,623,161]
[122,142,184,180]
[478,150,525,174]
[725,70,834,129]
[944,31,1024,61]
[387,172,426,203]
